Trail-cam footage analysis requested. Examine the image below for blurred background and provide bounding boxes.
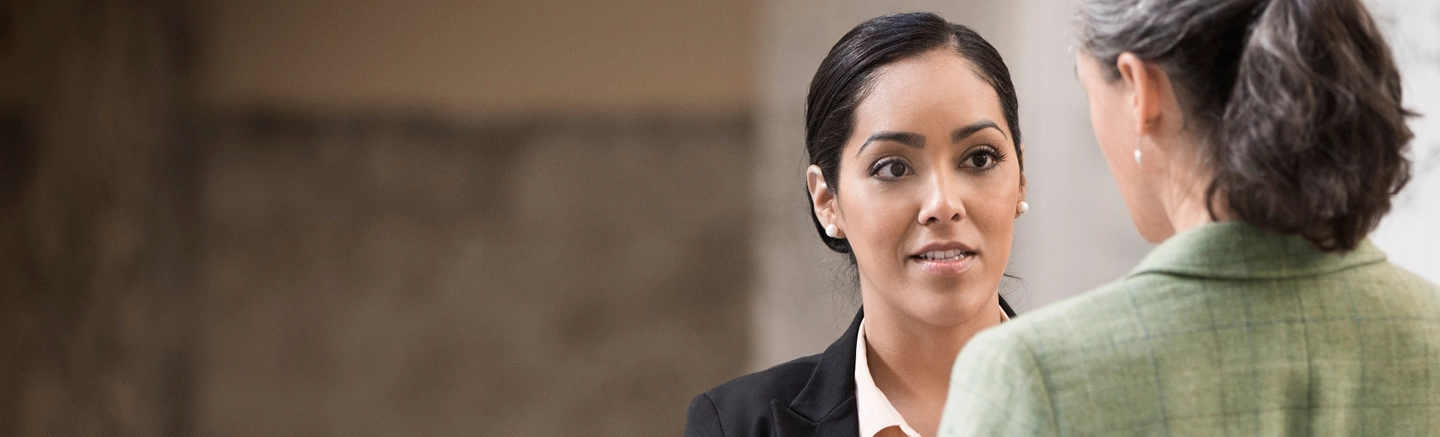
[0,0,1435,435]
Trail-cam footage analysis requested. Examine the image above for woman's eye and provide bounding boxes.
[875,161,910,178]
[969,153,992,168]
[964,150,1001,169]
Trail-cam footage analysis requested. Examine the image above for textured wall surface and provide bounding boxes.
[199,0,756,117]
[2,0,757,435]
[194,112,753,436]
[0,0,202,435]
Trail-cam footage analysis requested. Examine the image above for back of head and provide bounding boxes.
[1078,0,1414,252]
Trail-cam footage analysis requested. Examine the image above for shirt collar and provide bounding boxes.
[854,319,922,437]
[1127,221,1387,280]
[853,306,1008,437]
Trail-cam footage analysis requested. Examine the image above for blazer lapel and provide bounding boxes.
[773,397,857,437]
[770,295,1014,436]
[772,309,863,437]
[999,295,1016,318]
[771,399,817,436]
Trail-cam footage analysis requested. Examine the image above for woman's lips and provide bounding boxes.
[910,247,976,276]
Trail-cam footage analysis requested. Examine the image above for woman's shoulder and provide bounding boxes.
[1374,259,1440,294]
[971,256,1440,365]
[985,278,1150,338]
[685,353,825,437]
[686,310,862,436]
[959,276,1182,368]
[693,352,823,413]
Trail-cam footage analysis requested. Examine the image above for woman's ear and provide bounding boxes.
[1114,52,1164,138]
[806,165,841,235]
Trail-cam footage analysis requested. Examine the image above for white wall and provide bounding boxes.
[999,0,1153,313]
[1366,0,1440,283]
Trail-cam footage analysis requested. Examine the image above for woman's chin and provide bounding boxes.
[901,293,999,328]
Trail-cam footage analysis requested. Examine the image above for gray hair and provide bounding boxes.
[1076,0,1414,252]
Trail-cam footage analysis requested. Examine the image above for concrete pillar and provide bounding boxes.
[0,0,202,435]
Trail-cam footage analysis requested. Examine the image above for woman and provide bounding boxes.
[684,12,1027,437]
[939,0,1440,435]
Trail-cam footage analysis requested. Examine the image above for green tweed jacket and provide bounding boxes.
[938,222,1440,436]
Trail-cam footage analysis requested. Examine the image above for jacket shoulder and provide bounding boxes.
[685,354,822,437]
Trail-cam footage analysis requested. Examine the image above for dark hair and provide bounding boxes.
[805,12,1021,254]
[1079,0,1414,252]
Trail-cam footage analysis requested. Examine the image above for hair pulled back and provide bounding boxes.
[1079,0,1414,252]
[805,12,1020,253]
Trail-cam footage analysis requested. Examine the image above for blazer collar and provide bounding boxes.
[1128,221,1387,280]
[770,298,1014,437]
[773,309,862,436]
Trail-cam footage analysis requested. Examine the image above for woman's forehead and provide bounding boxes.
[854,52,1007,135]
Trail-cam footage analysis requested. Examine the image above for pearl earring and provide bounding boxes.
[1017,201,1029,216]
[825,224,839,238]
[1134,136,1143,165]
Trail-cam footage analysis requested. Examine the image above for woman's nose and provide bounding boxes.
[917,171,966,225]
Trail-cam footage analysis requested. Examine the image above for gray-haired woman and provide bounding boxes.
[939,0,1440,435]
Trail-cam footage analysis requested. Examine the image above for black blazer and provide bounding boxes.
[684,298,1015,437]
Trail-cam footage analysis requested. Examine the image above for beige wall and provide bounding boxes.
[1,1,201,434]
[193,112,753,437]
[3,0,761,435]
[188,1,763,435]
[201,0,756,117]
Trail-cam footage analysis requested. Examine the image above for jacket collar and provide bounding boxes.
[772,309,862,436]
[1128,221,1387,280]
[771,297,1015,437]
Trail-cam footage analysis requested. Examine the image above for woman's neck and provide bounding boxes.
[1156,144,1230,236]
[1162,183,1217,236]
[861,297,1003,436]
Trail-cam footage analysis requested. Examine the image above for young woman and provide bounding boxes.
[940,0,1440,435]
[685,12,1026,437]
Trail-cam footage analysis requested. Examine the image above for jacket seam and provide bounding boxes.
[702,392,727,437]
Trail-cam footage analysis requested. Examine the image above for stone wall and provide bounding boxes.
[0,0,201,435]
[0,1,756,435]
[193,111,752,436]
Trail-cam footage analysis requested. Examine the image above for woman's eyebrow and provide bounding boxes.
[856,131,925,156]
[952,120,1005,143]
